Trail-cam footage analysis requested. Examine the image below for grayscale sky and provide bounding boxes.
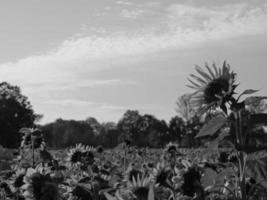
[0,0,267,124]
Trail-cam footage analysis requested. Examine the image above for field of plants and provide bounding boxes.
[1,64,267,200]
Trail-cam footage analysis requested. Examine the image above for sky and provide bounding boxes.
[0,0,267,124]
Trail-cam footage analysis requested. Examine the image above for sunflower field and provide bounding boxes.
[1,63,267,200]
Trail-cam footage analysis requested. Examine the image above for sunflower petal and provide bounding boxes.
[186,84,199,89]
[190,74,208,85]
[195,65,213,81]
[187,79,203,88]
[133,176,137,187]
[137,175,141,187]
[205,63,216,79]
[218,67,222,76]
[212,63,219,77]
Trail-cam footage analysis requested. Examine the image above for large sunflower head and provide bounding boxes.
[188,62,237,114]
[21,168,59,200]
[128,176,151,200]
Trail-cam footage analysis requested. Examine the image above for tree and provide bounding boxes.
[98,122,119,148]
[85,117,101,135]
[42,119,96,148]
[117,110,142,145]
[168,116,185,145]
[117,110,169,147]
[0,82,39,148]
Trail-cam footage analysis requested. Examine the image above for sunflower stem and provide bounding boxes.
[234,110,247,200]
[31,136,35,168]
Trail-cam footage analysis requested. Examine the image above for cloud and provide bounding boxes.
[0,3,265,75]
[0,1,266,108]
[25,79,136,92]
[42,98,164,116]
[115,0,134,6]
[166,3,267,35]
[120,9,146,19]
[43,99,103,107]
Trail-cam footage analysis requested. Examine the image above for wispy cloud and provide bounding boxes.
[0,1,266,96]
[120,9,146,19]
[42,99,163,114]
[43,99,103,107]
[115,0,134,6]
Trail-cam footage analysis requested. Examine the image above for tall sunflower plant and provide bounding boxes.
[188,62,267,200]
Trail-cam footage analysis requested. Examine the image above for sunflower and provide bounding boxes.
[164,142,179,155]
[67,144,96,164]
[21,168,59,200]
[181,166,204,199]
[128,176,151,200]
[152,162,172,188]
[188,62,237,114]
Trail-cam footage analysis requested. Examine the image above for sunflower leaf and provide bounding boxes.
[237,89,259,101]
[242,89,259,95]
[196,114,227,138]
[206,128,230,150]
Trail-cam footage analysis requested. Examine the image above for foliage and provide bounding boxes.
[42,110,191,148]
[0,82,40,148]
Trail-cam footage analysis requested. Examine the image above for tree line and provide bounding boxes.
[0,82,203,148]
[41,110,202,148]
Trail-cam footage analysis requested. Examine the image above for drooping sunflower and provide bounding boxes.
[21,168,59,200]
[152,162,172,188]
[164,142,179,155]
[188,62,237,114]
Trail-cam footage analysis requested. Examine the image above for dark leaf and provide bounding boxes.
[236,145,267,154]
[246,156,267,188]
[237,90,259,101]
[245,96,267,106]
[250,114,267,125]
[241,89,259,95]
[206,129,230,150]
[215,167,236,185]
[196,114,227,138]
[201,168,218,188]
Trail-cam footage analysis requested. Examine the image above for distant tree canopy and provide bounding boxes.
[41,109,202,148]
[42,118,120,148]
[117,111,169,147]
[0,82,40,148]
